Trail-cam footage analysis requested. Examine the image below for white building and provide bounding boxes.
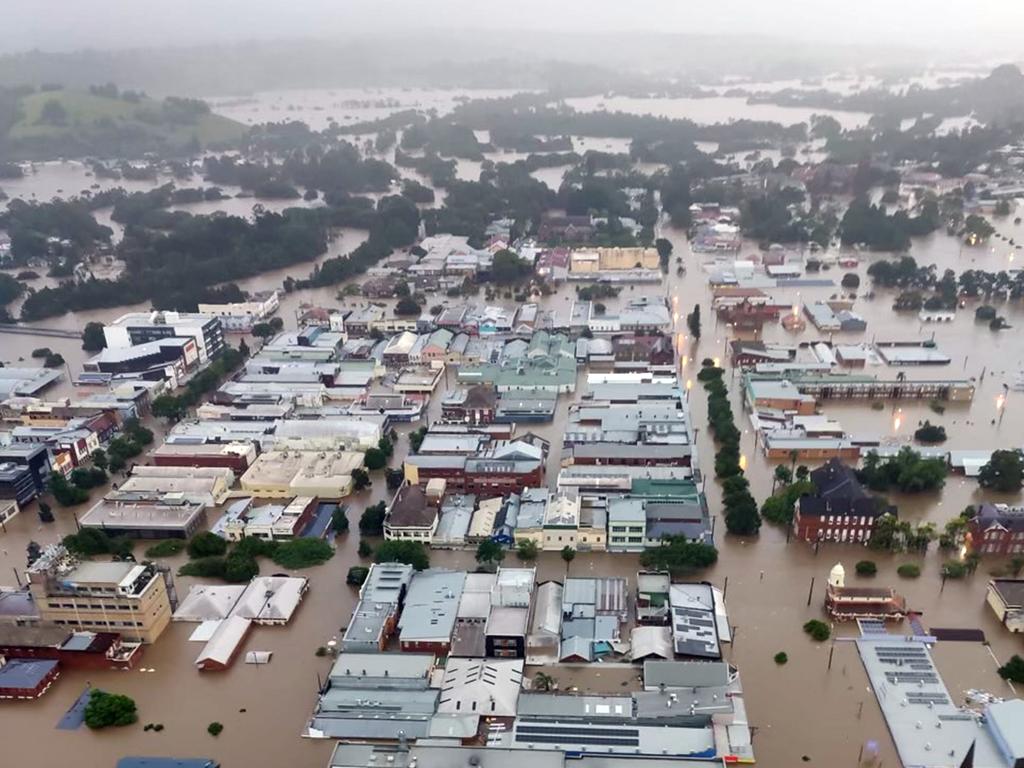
[197,291,280,332]
[104,311,225,364]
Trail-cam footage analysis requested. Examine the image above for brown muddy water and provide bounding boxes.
[2,92,1024,765]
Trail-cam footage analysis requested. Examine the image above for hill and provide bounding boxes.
[0,87,246,161]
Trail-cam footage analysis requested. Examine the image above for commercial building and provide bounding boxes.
[214,496,318,541]
[78,497,207,539]
[239,450,365,498]
[151,442,256,474]
[82,336,199,386]
[309,653,437,740]
[987,579,1024,633]
[197,290,279,332]
[112,465,236,506]
[385,482,442,542]
[668,583,722,660]
[104,311,225,364]
[0,624,141,669]
[0,445,51,505]
[854,625,1024,768]
[438,658,524,717]
[441,385,498,425]
[0,658,60,699]
[341,563,414,653]
[28,545,175,643]
[398,569,466,654]
[559,577,627,663]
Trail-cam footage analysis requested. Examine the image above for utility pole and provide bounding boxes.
[807,576,815,606]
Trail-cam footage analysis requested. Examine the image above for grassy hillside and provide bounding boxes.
[2,88,246,160]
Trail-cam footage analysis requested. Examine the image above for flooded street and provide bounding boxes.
[2,85,1024,768]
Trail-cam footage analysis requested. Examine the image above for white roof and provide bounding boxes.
[195,615,251,668]
[231,576,308,623]
[630,625,673,661]
[173,585,246,622]
[437,658,524,717]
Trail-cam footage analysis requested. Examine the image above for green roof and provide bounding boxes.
[629,478,701,502]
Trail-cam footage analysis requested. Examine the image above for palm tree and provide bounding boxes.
[772,465,793,494]
[561,546,576,575]
[533,672,556,691]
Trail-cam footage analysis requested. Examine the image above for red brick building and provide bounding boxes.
[793,459,892,544]
[0,625,142,670]
[967,504,1024,556]
[441,385,498,425]
[151,442,256,474]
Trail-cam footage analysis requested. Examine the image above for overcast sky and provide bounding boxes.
[3,0,1020,56]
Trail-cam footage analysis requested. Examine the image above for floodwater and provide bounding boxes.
[2,88,1024,768]
[564,94,873,130]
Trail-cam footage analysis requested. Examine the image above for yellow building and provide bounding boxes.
[28,546,173,644]
[569,247,660,274]
[240,450,364,498]
[598,247,659,271]
[569,250,600,273]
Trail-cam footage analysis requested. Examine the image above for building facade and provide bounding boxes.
[28,546,174,643]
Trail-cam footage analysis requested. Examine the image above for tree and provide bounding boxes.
[516,538,539,561]
[803,620,830,642]
[999,655,1024,684]
[560,546,576,570]
[151,394,186,421]
[331,506,349,534]
[686,304,701,338]
[63,528,131,558]
[490,249,533,285]
[795,465,810,481]
[271,539,334,569]
[40,98,69,126]
[252,322,274,338]
[385,468,405,490]
[774,652,788,665]
[238,338,250,358]
[84,690,137,729]
[475,539,505,567]
[347,566,369,586]
[80,321,106,352]
[772,465,793,493]
[978,450,1024,492]
[640,537,718,576]
[914,421,948,444]
[533,672,557,691]
[50,471,89,506]
[858,448,946,493]
[841,273,861,289]
[91,449,108,471]
[208,722,224,736]
[374,540,430,570]
[352,468,371,491]
[364,447,388,470]
[43,353,65,368]
[38,501,54,523]
[897,563,921,578]
[394,296,420,315]
[655,238,673,270]
[855,560,878,576]
[359,501,387,535]
[357,540,373,558]
[187,531,228,559]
